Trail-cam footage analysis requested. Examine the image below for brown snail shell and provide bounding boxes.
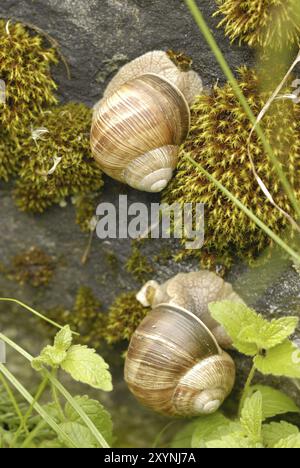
[124,304,235,417]
[125,271,244,417]
[137,271,245,349]
[91,51,203,192]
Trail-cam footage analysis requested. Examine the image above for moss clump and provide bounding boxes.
[125,244,155,283]
[73,193,100,232]
[104,292,148,345]
[0,20,58,136]
[215,0,300,50]
[45,286,106,349]
[166,49,193,71]
[14,102,104,228]
[0,131,21,181]
[10,246,55,287]
[163,67,300,268]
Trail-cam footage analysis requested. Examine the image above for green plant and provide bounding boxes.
[43,286,106,349]
[0,20,58,136]
[126,243,155,283]
[7,246,55,287]
[171,300,300,448]
[163,67,300,267]
[0,299,113,448]
[0,131,21,181]
[214,0,300,50]
[14,102,104,229]
[104,292,148,345]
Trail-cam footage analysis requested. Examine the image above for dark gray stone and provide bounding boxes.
[0,0,299,447]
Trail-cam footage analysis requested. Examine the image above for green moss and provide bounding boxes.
[0,20,58,136]
[9,246,55,287]
[215,0,300,50]
[163,67,300,268]
[73,192,100,232]
[104,292,148,345]
[14,102,104,229]
[0,131,21,181]
[44,286,106,349]
[125,244,155,283]
[166,49,193,71]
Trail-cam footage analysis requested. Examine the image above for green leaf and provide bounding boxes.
[205,434,260,449]
[191,413,231,448]
[274,434,300,448]
[262,422,299,448]
[61,345,113,391]
[171,420,200,448]
[54,326,73,352]
[238,317,298,351]
[209,301,261,356]
[31,326,73,370]
[64,396,113,446]
[240,392,263,443]
[254,340,300,378]
[250,385,300,420]
[32,345,67,370]
[58,421,99,448]
[209,302,298,357]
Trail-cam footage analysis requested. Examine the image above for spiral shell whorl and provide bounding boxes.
[124,304,235,417]
[91,73,190,191]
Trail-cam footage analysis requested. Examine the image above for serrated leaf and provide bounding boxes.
[250,385,300,420]
[64,396,113,446]
[61,345,112,391]
[238,317,298,351]
[274,433,300,448]
[262,422,299,448]
[191,413,231,448]
[54,326,72,352]
[58,421,98,448]
[209,301,261,356]
[31,326,73,371]
[32,345,67,371]
[254,340,300,378]
[240,392,263,443]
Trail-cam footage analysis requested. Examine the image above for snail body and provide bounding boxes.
[125,271,244,417]
[91,51,203,192]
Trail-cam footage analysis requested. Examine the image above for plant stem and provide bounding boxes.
[0,364,77,448]
[21,420,47,449]
[44,370,110,448]
[51,370,65,423]
[184,0,300,221]
[0,298,79,335]
[239,363,257,416]
[0,331,110,448]
[0,372,27,437]
[11,375,49,447]
[185,155,300,264]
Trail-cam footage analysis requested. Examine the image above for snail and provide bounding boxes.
[125,271,245,417]
[91,50,203,192]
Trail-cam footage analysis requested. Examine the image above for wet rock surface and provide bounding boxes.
[0,0,299,446]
